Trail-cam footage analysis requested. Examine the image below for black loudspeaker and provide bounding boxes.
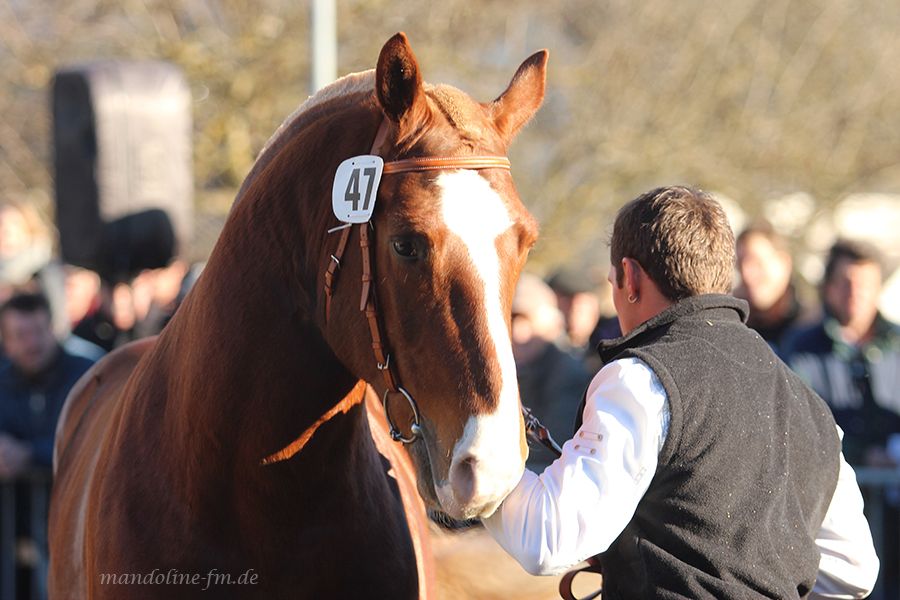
[52,60,193,280]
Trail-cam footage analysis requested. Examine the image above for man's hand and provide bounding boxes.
[0,434,33,479]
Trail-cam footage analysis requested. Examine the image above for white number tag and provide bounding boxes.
[332,155,384,224]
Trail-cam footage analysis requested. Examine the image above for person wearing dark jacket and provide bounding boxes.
[734,219,812,355]
[486,186,878,598]
[784,239,900,468]
[0,293,94,474]
[784,239,900,599]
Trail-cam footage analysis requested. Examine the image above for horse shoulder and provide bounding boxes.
[53,337,158,472]
[49,337,157,599]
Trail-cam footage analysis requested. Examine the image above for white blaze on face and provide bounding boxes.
[434,170,525,517]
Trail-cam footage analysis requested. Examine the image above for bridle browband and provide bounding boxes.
[324,118,511,444]
[382,155,511,174]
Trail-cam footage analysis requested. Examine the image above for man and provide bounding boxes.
[0,293,94,477]
[511,273,592,471]
[784,240,900,468]
[486,187,878,598]
[734,220,810,354]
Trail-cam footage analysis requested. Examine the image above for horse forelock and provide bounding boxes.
[425,84,491,142]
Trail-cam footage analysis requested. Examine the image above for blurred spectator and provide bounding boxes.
[784,240,900,600]
[131,259,190,338]
[546,267,602,351]
[59,266,107,361]
[547,267,621,373]
[588,273,622,339]
[0,200,52,302]
[72,281,119,352]
[0,199,69,340]
[66,269,119,353]
[512,273,592,471]
[734,220,811,354]
[62,265,101,331]
[0,293,94,474]
[783,239,900,467]
[585,274,622,373]
[0,292,93,600]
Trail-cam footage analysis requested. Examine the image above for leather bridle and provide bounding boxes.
[324,118,511,444]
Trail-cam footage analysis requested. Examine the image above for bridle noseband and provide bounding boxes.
[324,118,511,444]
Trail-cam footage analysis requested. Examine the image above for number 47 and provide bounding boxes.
[344,167,377,211]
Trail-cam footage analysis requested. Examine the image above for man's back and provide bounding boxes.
[595,295,840,598]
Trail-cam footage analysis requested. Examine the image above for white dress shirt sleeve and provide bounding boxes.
[483,357,667,576]
[811,432,880,599]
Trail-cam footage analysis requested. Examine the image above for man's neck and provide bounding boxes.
[637,296,675,330]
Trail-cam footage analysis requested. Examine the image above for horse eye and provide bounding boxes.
[392,238,419,259]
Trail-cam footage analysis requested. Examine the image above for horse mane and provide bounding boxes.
[258,70,376,162]
[235,69,377,204]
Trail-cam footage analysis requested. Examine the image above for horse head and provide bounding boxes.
[321,34,546,520]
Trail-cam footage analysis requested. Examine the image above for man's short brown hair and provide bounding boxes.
[610,186,735,301]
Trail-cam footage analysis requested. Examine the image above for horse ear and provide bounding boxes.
[490,50,549,142]
[375,33,428,130]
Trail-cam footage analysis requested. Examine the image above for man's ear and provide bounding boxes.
[621,258,643,300]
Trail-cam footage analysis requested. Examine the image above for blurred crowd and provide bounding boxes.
[0,198,199,473]
[0,198,197,598]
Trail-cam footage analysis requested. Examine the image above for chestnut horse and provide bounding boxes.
[49,33,546,599]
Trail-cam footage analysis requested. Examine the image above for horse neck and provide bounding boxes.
[144,100,383,492]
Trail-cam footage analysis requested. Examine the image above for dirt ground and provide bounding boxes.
[431,525,602,600]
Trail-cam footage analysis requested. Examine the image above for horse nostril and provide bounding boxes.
[450,455,478,505]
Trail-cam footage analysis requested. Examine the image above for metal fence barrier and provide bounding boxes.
[0,470,50,600]
[0,467,895,600]
[855,467,900,600]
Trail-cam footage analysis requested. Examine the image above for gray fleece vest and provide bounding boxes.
[582,294,840,599]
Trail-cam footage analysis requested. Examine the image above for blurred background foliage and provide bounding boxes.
[3,0,900,271]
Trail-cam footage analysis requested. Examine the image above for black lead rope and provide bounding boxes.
[522,406,564,457]
[520,406,604,600]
